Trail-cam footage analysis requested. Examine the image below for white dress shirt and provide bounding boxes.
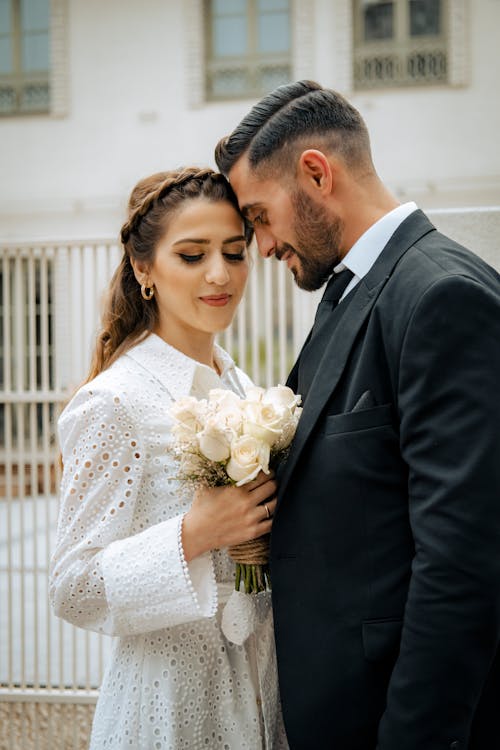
[334,202,418,301]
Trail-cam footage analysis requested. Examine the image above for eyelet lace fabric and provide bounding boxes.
[50,334,288,749]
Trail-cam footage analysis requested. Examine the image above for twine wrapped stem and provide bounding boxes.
[228,535,271,593]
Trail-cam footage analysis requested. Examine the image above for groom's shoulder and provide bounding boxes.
[388,223,498,303]
[372,225,499,336]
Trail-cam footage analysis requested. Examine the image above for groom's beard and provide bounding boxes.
[276,188,344,292]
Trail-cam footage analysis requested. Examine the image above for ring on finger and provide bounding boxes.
[264,503,271,520]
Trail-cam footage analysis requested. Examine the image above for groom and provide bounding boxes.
[215,81,500,749]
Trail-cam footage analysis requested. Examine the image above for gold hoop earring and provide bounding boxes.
[141,284,155,300]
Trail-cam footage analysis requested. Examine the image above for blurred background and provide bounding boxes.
[2,0,500,242]
[1,1,499,748]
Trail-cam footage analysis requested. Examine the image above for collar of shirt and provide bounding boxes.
[125,332,240,401]
[333,201,418,300]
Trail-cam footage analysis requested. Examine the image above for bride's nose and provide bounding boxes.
[204,253,230,285]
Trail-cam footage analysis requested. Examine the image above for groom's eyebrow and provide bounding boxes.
[241,203,260,218]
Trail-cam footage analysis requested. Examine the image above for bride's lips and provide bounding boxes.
[199,294,231,307]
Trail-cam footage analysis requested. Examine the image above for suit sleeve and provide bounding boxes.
[378,273,500,748]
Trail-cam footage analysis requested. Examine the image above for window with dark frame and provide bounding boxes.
[353,0,447,90]
[0,0,50,116]
[205,0,292,101]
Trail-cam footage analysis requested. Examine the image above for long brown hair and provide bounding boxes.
[85,167,247,382]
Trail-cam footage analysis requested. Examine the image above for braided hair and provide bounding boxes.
[86,167,245,381]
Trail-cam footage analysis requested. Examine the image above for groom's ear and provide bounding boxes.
[297,149,333,196]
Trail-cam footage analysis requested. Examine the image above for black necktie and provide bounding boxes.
[316,268,355,316]
[295,269,355,397]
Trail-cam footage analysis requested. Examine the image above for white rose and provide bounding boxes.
[244,386,266,403]
[170,396,207,431]
[243,401,284,446]
[197,418,232,462]
[207,388,242,411]
[226,435,271,486]
[216,406,243,434]
[271,407,301,451]
[206,389,244,433]
[262,384,301,412]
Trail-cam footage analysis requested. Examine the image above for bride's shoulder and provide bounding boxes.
[59,355,147,424]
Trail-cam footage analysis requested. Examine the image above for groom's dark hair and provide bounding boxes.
[214,80,373,178]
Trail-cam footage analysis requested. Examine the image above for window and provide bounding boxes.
[205,0,292,100]
[0,0,68,117]
[353,0,448,89]
[0,0,50,115]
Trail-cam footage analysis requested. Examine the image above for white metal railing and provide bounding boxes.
[1,209,498,748]
[0,241,126,750]
[0,236,315,750]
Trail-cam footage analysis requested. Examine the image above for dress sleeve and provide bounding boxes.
[49,384,217,637]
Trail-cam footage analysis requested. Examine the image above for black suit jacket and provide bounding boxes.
[271,211,500,750]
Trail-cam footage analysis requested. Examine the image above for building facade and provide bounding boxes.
[1,0,499,242]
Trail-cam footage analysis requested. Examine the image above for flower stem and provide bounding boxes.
[251,565,258,593]
[233,563,272,593]
[244,564,251,594]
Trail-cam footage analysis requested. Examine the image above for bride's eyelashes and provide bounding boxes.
[178,251,246,264]
[224,251,246,262]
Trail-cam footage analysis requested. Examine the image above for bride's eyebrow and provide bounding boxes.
[222,235,246,244]
[172,235,246,246]
[172,238,209,246]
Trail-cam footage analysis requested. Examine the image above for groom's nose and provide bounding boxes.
[254,226,276,258]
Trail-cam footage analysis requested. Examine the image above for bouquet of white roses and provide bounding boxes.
[169,384,302,593]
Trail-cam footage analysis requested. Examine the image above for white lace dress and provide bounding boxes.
[49,333,288,750]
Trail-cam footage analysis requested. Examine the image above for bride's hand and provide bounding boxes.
[181,472,277,562]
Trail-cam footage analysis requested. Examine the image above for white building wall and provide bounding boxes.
[0,0,499,241]
[344,1,500,207]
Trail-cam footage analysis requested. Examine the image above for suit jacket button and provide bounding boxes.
[450,742,460,749]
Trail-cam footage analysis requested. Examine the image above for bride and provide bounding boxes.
[49,167,288,749]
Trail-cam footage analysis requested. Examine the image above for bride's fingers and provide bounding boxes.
[245,470,275,490]
[256,497,277,522]
[250,479,278,504]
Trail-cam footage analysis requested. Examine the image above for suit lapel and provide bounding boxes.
[278,210,436,500]
[278,281,378,497]
[286,328,312,392]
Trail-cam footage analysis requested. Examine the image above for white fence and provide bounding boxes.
[0,236,313,750]
[1,207,499,749]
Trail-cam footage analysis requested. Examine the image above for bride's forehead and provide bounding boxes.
[159,200,244,243]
